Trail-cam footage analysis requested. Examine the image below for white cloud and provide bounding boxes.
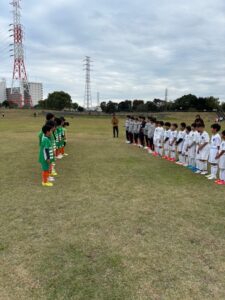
[0,0,225,104]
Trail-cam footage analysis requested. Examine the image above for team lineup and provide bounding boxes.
[125,116,225,185]
[38,113,69,187]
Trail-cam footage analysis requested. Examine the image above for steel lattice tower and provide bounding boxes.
[9,0,32,107]
[83,56,92,110]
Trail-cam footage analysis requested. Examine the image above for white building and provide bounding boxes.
[28,82,43,106]
[0,78,7,103]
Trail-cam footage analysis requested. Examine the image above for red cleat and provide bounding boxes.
[216,180,225,185]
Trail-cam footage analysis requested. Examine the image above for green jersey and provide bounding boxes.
[38,130,43,146]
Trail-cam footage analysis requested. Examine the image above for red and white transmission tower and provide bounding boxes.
[9,0,32,107]
[83,56,92,110]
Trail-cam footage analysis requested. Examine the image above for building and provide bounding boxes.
[28,82,43,106]
[0,79,7,103]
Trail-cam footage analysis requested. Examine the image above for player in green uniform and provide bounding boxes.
[39,125,54,187]
[55,118,64,159]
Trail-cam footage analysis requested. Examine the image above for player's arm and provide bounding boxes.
[216,150,225,159]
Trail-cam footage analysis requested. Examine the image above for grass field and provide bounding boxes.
[0,110,225,300]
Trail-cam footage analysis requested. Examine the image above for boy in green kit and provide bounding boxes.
[39,125,54,187]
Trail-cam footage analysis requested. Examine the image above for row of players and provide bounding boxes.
[125,116,225,185]
[38,113,69,187]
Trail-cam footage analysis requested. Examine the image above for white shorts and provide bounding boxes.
[189,145,196,159]
[164,141,170,151]
[177,143,184,152]
[170,144,176,152]
[208,148,219,164]
[199,145,210,161]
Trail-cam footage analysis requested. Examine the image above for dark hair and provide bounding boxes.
[46,113,55,121]
[196,122,205,128]
[211,123,221,132]
[191,123,197,128]
[186,126,191,132]
[165,122,171,127]
[55,117,63,126]
[180,122,186,128]
[42,125,52,134]
[172,123,178,129]
[127,115,130,118]
[46,120,56,128]
[60,116,66,122]
[222,130,225,136]
[64,121,70,127]
[159,121,164,126]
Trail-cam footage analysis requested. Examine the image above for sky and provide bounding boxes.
[1,0,225,105]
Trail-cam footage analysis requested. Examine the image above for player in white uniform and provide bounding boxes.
[195,123,210,175]
[176,122,186,165]
[133,118,139,145]
[215,130,225,185]
[157,121,165,157]
[169,123,178,161]
[128,117,134,144]
[163,122,171,159]
[206,124,221,180]
[125,116,130,143]
[148,118,156,153]
[188,123,198,170]
[153,122,160,155]
[144,118,150,149]
[182,126,191,167]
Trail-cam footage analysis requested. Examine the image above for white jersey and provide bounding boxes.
[133,122,139,134]
[144,122,150,135]
[188,130,197,158]
[182,133,189,155]
[128,120,134,133]
[177,130,186,152]
[169,130,178,151]
[198,131,210,160]
[148,123,155,138]
[125,119,130,130]
[219,141,225,169]
[164,129,171,150]
[209,133,221,164]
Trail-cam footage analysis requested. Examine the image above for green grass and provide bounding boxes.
[0,110,225,300]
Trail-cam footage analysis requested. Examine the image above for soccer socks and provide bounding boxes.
[42,171,49,183]
[211,165,218,177]
[202,161,207,172]
[219,169,225,181]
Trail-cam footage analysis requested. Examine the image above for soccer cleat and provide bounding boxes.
[51,171,58,176]
[42,182,53,187]
[208,175,217,180]
[48,176,55,182]
[195,170,202,174]
[200,171,208,175]
[216,180,225,185]
[175,161,183,165]
[63,153,69,156]
[205,174,212,178]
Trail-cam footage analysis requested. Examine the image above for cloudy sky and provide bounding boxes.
[1,0,225,105]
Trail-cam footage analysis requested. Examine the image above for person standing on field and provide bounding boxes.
[111,113,119,138]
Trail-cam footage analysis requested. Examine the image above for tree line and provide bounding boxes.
[100,94,225,113]
[1,91,225,113]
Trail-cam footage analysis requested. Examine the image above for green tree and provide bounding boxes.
[46,91,72,110]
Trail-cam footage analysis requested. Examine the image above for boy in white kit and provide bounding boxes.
[157,121,165,157]
[215,130,225,185]
[176,122,186,165]
[188,123,198,171]
[195,123,210,175]
[169,123,178,161]
[148,118,156,153]
[153,121,160,155]
[163,122,171,159]
[125,116,130,143]
[144,118,150,149]
[206,123,221,180]
[182,125,191,167]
